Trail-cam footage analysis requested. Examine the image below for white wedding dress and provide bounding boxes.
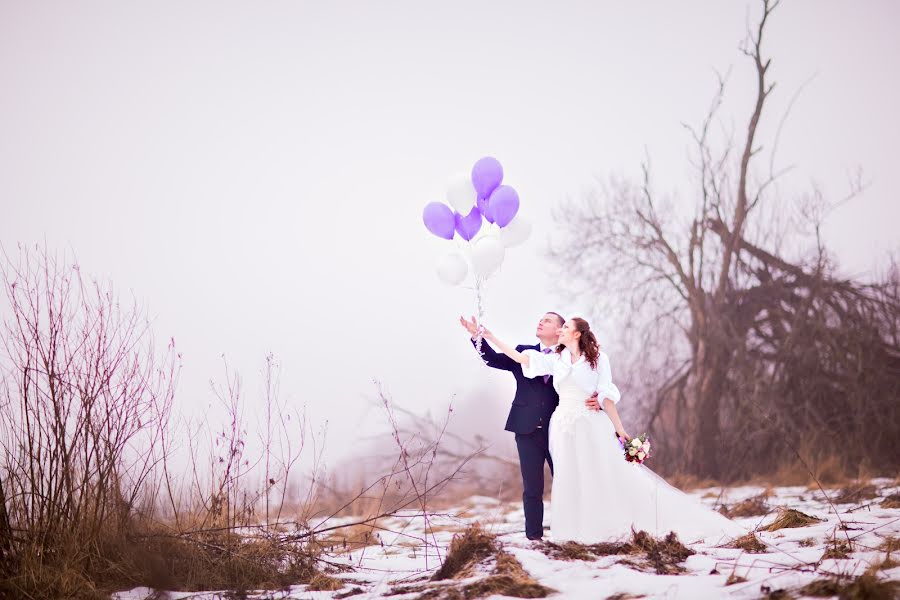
[547,368,746,544]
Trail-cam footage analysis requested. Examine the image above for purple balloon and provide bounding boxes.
[477,196,494,224]
[454,206,483,241]
[422,202,455,240]
[487,185,519,228]
[471,156,503,200]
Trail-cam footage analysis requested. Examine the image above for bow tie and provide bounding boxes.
[541,347,552,383]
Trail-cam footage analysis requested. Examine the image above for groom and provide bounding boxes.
[460,313,600,540]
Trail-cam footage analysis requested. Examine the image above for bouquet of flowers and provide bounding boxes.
[621,433,651,464]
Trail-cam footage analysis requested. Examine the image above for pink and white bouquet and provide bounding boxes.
[621,433,651,464]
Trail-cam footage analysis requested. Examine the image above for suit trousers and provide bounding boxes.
[515,426,554,539]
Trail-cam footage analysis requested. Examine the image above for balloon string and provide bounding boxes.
[474,275,486,360]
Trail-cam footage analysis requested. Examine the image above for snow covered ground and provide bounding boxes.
[115,478,900,599]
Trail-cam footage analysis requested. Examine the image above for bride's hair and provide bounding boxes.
[557,317,600,369]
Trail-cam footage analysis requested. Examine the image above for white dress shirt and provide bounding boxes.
[521,347,621,404]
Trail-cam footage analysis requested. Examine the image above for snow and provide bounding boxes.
[113,479,900,599]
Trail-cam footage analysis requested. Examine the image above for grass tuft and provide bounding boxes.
[431,524,497,581]
[762,509,824,531]
[722,533,768,553]
[832,483,879,504]
[880,493,900,509]
[821,540,852,560]
[719,493,770,518]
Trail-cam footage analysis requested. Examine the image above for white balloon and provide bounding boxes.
[499,215,532,248]
[436,250,468,285]
[470,236,505,278]
[446,174,478,214]
[475,222,500,242]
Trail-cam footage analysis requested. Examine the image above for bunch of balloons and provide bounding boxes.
[421,156,532,285]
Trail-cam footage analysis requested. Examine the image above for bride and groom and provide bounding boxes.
[460,312,744,544]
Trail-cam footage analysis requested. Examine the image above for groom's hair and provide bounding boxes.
[546,312,564,326]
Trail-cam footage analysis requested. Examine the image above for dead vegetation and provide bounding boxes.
[431,525,497,581]
[798,577,842,597]
[880,494,900,509]
[832,483,880,505]
[762,509,824,532]
[390,524,554,599]
[550,0,900,484]
[539,530,695,576]
[540,540,631,562]
[821,540,853,560]
[722,533,768,553]
[629,530,695,575]
[0,246,480,598]
[718,493,770,518]
[799,573,900,600]
[421,551,552,600]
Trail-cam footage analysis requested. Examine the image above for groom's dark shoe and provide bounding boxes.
[526,534,542,541]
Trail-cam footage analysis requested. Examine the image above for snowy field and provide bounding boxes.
[115,478,900,599]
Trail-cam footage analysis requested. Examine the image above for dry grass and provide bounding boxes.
[821,540,853,560]
[798,578,842,597]
[719,493,770,518]
[319,522,383,554]
[440,551,553,599]
[765,455,849,487]
[798,537,817,547]
[832,483,880,504]
[838,573,900,600]
[538,530,694,575]
[767,460,817,487]
[813,455,853,486]
[762,509,824,532]
[393,525,554,599]
[680,453,876,491]
[797,571,900,599]
[880,493,900,509]
[873,536,900,571]
[540,540,631,561]
[628,530,695,575]
[725,573,748,586]
[431,524,497,581]
[758,454,867,488]
[0,520,328,599]
[722,533,768,553]
[308,572,345,591]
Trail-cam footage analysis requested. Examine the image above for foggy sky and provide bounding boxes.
[1,1,898,467]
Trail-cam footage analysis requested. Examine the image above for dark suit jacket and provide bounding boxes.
[472,339,560,434]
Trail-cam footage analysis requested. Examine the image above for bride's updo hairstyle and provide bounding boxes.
[557,317,600,369]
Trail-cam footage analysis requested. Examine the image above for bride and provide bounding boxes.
[481,316,745,544]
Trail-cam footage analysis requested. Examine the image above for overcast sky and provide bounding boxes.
[1,1,898,467]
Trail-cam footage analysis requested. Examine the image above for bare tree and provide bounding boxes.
[549,0,900,479]
[0,243,178,584]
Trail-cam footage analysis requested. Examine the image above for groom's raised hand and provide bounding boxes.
[459,315,477,336]
[460,315,493,341]
[585,392,601,412]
